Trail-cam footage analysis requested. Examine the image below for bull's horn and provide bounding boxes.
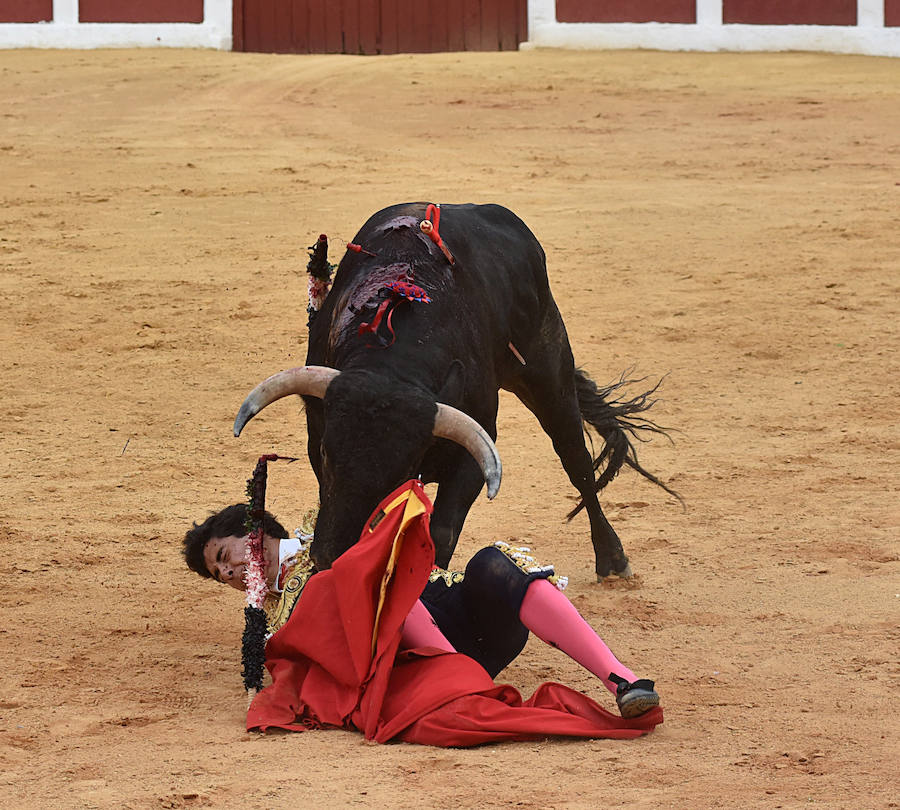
[433,404,502,500]
[233,365,340,437]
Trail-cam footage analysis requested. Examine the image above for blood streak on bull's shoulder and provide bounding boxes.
[328,262,422,351]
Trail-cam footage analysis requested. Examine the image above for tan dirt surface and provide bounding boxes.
[1,47,898,809]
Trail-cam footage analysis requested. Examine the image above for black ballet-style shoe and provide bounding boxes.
[609,674,660,718]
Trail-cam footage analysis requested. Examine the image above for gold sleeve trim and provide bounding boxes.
[264,553,314,635]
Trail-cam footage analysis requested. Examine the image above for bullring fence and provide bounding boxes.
[1,0,898,57]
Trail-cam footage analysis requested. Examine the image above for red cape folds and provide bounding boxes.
[246,480,663,746]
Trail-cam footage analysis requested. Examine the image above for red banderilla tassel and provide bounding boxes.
[419,203,455,265]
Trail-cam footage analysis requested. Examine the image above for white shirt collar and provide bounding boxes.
[270,537,301,593]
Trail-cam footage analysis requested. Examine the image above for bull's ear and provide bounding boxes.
[437,360,465,408]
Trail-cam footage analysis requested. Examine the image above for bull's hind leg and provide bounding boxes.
[507,349,631,580]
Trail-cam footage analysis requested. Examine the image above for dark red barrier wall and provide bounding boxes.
[886,0,900,26]
[0,0,52,22]
[79,1,203,23]
[234,0,526,53]
[556,1,696,24]
[723,1,856,25]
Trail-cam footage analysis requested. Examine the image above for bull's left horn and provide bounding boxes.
[234,366,340,437]
[433,404,502,499]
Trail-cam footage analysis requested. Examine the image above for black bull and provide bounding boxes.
[235,202,676,580]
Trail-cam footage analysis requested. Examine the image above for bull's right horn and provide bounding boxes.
[433,404,502,500]
[233,365,340,437]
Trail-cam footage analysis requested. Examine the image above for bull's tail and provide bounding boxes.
[569,368,682,519]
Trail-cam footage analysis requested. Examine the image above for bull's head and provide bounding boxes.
[233,366,501,569]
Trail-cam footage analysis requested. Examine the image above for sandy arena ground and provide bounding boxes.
[0,47,898,809]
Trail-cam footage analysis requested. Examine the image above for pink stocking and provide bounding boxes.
[518,578,636,694]
[400,599,456,652]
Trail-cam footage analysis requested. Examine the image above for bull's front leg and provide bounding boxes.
[430,455,486,569]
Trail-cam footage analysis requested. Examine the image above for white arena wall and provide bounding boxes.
[1,1,898,57]
[526,0,900,58]
[0,0,232,49]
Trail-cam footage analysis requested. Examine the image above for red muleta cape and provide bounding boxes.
[246,480,663,746]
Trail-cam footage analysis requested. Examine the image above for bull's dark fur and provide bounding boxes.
[303,202,675,579]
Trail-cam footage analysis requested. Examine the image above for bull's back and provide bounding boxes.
[308,202,552,376]
[352,201,546,282]
[356,201,550,320]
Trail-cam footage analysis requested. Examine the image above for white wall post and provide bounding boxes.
[204,0,233,47]
[696,0,722,26]
[526,0,556,48]
[53,0,78,25]
[857,0,885,28]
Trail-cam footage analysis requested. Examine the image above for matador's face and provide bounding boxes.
[203,533,278,590]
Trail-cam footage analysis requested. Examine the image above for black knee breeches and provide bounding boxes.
[420,546,554,678]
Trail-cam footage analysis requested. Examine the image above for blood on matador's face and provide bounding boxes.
[203,534,279,590]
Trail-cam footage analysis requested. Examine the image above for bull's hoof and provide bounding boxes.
[596,560,633,582]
